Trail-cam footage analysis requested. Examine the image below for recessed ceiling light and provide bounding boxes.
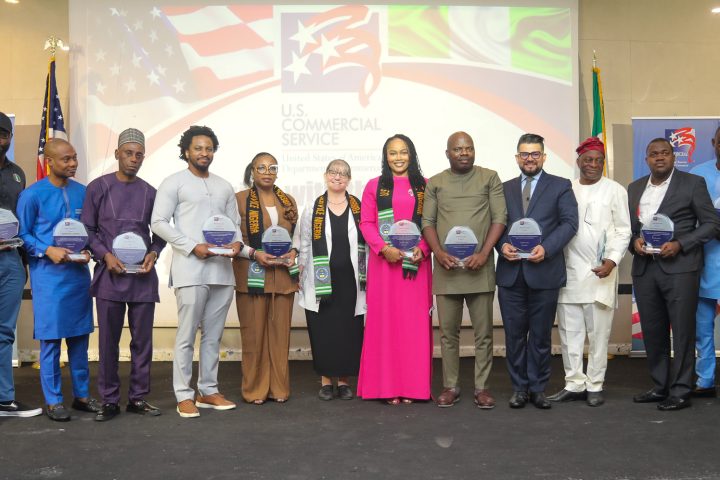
[712,6,720,13]
[4,0,20,4]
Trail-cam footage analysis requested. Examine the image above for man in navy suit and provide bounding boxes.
[629,137,720,411]
[496,133,578,409]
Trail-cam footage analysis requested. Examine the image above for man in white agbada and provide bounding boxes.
[548,137,631,407]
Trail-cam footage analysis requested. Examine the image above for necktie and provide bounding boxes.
[522,177,533,214]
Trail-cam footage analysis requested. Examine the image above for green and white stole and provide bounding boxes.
[376,178,425,279]
[246,185,299,295]
[311,192,366,303]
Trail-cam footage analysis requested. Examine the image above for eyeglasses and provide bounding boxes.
[326,169,349,178]
[517,151,543,160]
[255,164,279,175]
[0,131,11,140]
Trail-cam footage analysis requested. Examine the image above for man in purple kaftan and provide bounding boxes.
[81,128,166,421]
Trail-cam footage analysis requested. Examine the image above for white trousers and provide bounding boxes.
[556,302,614,392]
[173,285,234,402]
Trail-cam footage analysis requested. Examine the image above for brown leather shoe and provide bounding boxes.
[474,389,496,409]
[176,399,200,418]
[436,388,460,408]
[196,392,236,410]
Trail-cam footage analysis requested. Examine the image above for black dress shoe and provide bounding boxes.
[657,396,691,411]
[127,400,161,416]
[337,384,354,401]
[691,386,717,398]
[46,404,71,422]
[95,403,120,422]
[633,389,667,403]
[547,389,587,402]
[509,391,528,409]
[586,391,604,407]
[530,392,551,409]
[318,385,334,401]
[72,397,101,413]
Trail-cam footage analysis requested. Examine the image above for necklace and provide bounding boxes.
[328,198,347,205]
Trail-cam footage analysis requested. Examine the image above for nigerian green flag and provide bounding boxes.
[592,65,608,174]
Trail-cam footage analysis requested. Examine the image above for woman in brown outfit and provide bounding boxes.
[233,152,298,404]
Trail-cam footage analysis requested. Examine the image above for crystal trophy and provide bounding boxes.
[388,220,421,258]
[52,218,89,261]
[508,218,542,259]
[262,226,293,265]
[202,215,237,255]
[112,232,147,274]
[641,213,674,254]
[444,226,479,269]
[0,208,23,248]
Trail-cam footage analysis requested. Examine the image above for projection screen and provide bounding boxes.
[69,1,579,325]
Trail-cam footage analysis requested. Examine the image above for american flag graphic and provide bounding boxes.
[667,127,696,163]
[280,5,381,106]
[36,57,68,180]
[84,4,277,171]
[89,5,273,104]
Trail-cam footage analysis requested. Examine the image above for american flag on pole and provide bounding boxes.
[36,56,67,180]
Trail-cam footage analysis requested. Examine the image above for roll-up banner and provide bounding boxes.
[631,117,720,356]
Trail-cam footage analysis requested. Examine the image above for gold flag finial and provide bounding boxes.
[44,35,68,56]
[592,50,597,68]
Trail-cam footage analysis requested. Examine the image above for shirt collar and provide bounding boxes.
[521,170,543,183]
[645,168,674,188]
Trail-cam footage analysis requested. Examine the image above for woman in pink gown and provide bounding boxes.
[357,134,433,404]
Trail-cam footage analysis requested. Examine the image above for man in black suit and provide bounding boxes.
[629,137,720,411]
[496,133,578,409]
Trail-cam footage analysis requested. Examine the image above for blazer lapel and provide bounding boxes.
[656,170,681,214]
[509,176,523,217]
[629,176,647,219]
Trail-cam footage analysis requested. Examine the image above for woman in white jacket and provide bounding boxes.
[294,159,367,401]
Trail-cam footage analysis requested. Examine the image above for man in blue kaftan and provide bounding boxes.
[17,139,99,421]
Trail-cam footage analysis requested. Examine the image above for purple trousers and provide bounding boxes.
[96,299,155,404]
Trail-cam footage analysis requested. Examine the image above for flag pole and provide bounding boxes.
[591,50,608,176]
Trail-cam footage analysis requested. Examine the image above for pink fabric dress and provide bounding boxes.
[357,176,433,400]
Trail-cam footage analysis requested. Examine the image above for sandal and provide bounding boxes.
[274,398,288,403]
[386,397,401,405]
[401,398,414,404]
[252,399,265,405]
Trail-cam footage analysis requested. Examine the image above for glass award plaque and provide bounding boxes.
[52,218,88,261]
[595,230,607,267]
[388,220,421,258]
[202,215,237,255]
[444,226,479,269]
[112,232,147,274]
[0,208,23,248]
[508,218,542,259]
[641,213,674,254]
[262,226,292,265]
